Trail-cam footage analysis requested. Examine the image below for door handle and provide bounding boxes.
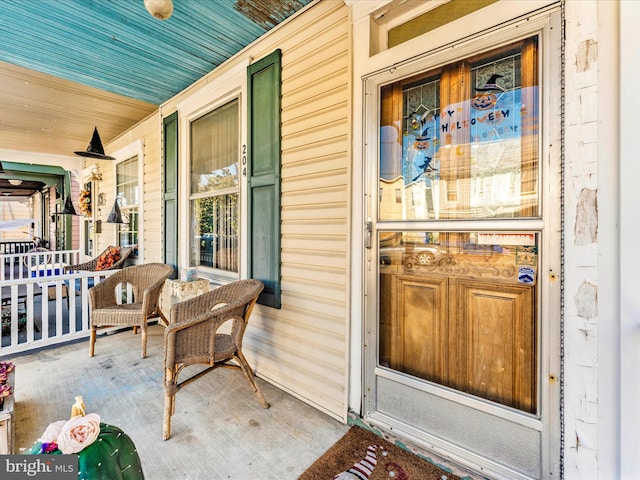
[365,219,372,249]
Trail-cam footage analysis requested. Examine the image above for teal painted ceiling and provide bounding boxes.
[0,0,314,105]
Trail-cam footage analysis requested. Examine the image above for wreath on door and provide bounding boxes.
[79,189,91,217]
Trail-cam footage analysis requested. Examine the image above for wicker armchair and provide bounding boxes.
[65,246,133,272]
[89,263,173,359]
[162,279,269,440]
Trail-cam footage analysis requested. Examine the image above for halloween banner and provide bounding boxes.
[400,86,538,185]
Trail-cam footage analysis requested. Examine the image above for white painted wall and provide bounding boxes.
[619,1,640,478]
[563,0,601,476]
[563,0,640,477]
[563,1,630,478]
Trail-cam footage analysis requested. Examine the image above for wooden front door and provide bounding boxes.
[380,249,536,413]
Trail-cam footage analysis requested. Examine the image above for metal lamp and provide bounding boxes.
[60,196,78,215]
[106,199,125,223]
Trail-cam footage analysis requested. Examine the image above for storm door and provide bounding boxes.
[364,36,558,479]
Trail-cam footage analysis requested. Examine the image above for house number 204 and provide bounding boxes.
[242,145,247,177]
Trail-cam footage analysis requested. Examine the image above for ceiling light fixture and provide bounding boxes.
[144,0,173,20]
[8,179,22,186]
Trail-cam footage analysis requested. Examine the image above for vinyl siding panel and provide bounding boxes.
[101,112,162,263]
[140,120,163,263]
[247,1,350,420]
[283,203,348,221]
[101,0,350,421]
[171,0,351,417]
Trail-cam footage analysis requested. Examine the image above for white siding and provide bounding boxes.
[102,112,162,263]
[250,0,351,421]
[103,1,351,420]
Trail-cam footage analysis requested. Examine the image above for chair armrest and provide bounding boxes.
[64,247,132,273]
[166,300,236,332]
[65,260,98,272]
[163,302,238,367]
[141,276,169,316]
[88,275,121,310]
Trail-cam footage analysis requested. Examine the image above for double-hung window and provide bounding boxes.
[115,156,139,257]
[180,50,281,306]
[189,98,239,274]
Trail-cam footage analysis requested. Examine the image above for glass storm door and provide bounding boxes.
[364,35,557,480]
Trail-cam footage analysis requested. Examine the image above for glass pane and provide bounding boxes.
[378,230,538,413]
[116,156,138,207]
[116,156,139,257]
[379,38,539,220]
[190,194,238,273]
[190,99,239,195]
[118,209,138,257]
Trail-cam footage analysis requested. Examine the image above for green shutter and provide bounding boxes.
[247,49,281,308]
[163,111,179,279]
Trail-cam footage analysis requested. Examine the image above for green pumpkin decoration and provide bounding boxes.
[28,423,144,480]
[27,397,144,479]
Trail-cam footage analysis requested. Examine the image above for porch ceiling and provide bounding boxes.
[0,0,314,160]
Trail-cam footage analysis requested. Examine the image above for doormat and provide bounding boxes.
[299,426,462,480]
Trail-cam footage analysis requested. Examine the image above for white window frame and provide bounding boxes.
[177,60,249,283]
[110,140,144,263]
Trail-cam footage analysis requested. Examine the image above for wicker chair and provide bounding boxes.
[65,246,133,273]
[162,279,269,440]
[88,263,173,359]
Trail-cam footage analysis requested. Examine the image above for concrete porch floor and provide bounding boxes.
[9,323,350,479]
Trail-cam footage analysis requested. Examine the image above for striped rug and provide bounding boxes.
[299,426,463,480]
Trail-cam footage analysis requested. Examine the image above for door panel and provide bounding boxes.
[375,377,542,478]
[401,277,445,380]
[456,279,535,412]
[380,242,537,413]
[380,274,448,383]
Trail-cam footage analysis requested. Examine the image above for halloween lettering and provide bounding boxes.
[440,109,512,133]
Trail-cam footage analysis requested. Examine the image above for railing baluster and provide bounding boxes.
[9,286,19,346]
[25,283,35,344]
[1,249,118,355]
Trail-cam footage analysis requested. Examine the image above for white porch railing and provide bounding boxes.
[0,250,118,356]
